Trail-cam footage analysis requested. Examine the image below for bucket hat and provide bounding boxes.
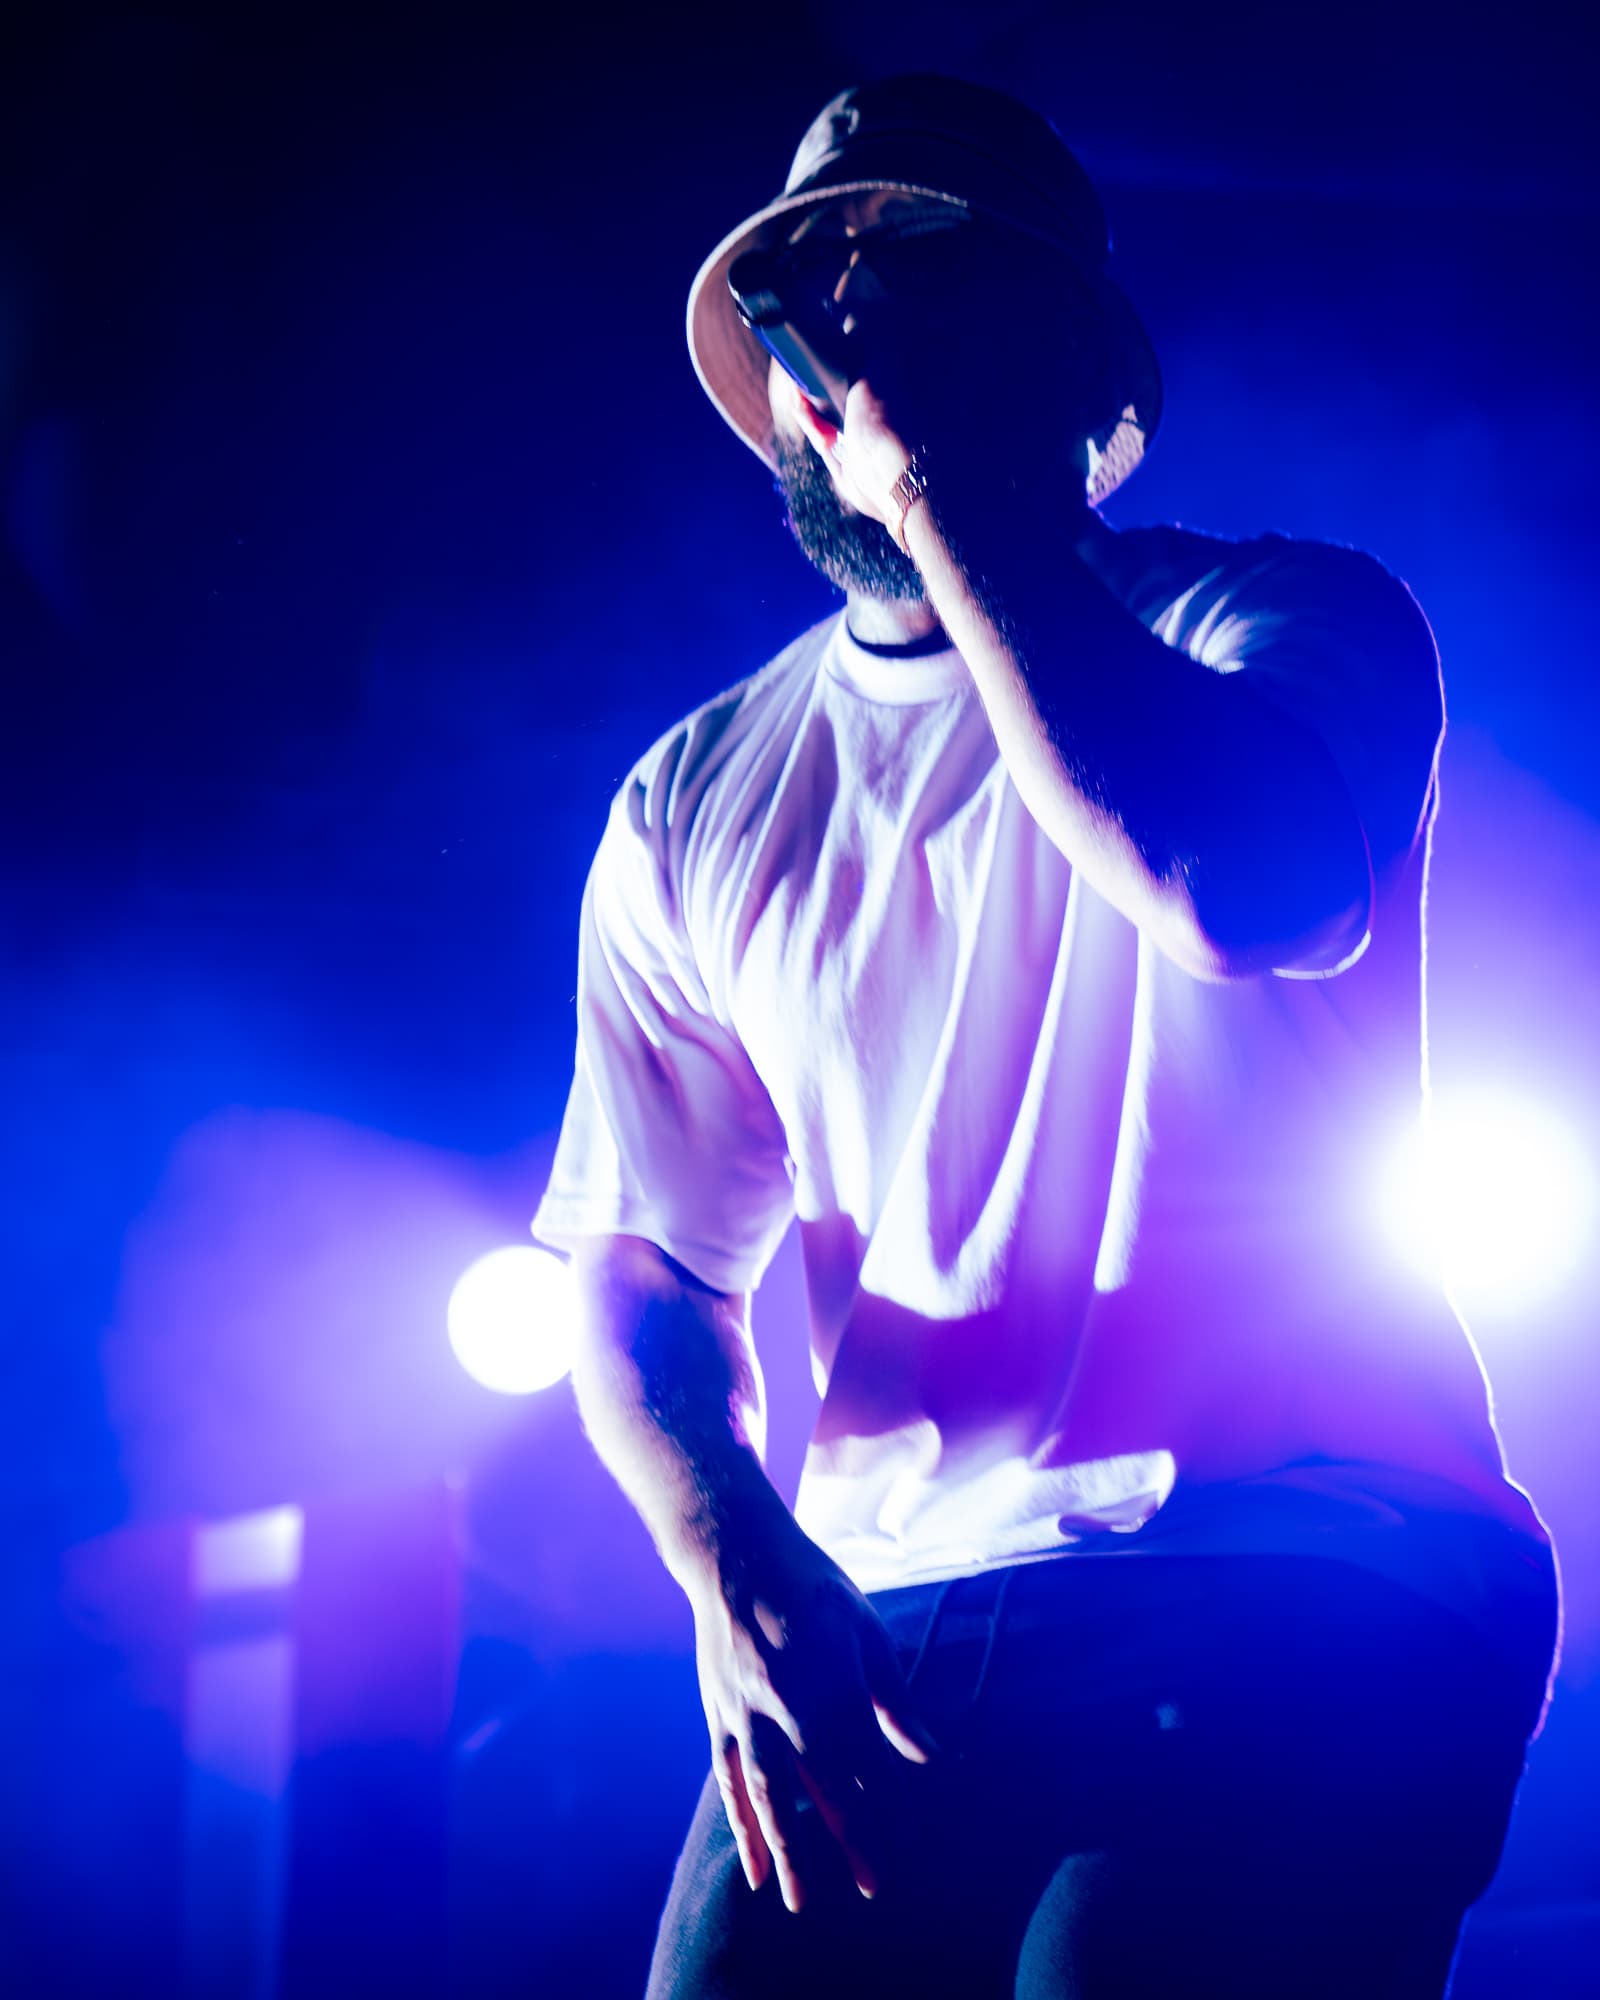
[686,74,1162,507]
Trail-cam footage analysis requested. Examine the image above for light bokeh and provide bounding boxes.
[447,1246,577,1396]
[1385,1088,1599,1312]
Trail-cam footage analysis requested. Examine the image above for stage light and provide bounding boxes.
[193,1504,304,1597]
[447,1246,577,1395]
[1384,1087,1598,1309]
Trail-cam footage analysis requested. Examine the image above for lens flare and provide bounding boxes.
[1385,1088,1598,1309]
[447,1246,577,1395]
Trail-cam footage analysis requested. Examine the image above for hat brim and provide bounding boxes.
[686,179,1162,508]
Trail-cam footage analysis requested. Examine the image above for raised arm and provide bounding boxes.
[786,373,1377,983]
[569,1233,934,1913]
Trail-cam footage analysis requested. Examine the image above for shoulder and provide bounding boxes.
[592,614,835,940]
[1088,520,1439,693]
[609,614,834,851]
[618,615,833,819]
[1090,520,1444,885]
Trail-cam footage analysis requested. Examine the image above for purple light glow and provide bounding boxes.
[447,1246,577,1395]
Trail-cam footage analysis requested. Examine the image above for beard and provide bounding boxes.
[773,432,926,603]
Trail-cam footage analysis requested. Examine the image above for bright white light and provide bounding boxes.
[1384,1088,1598,1309]
[192,1505,304,1598]
[448,1246,577,1395]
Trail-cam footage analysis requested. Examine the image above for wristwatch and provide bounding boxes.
[890,455,929,553]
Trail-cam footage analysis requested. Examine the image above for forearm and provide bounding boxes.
[569,1234,930,1908]
[905,498,1218,965]
[569,1236,798,1609]
[789,372,1368,980]
[903,491,1370,978]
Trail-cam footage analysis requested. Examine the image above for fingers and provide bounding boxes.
[701,1582,939,1917]
[718,1718,881,1915]
[743,1713,809,1914]
[793,1760,879,1901]
[843,376,889,429]
[714,1723,812,1914]
[760,1685,809,1764]
[871,1697,938,1764]
[792,390,841,463]
[712,1734,769,1895]
[782,1656,895,1902]
[861,1620,940,1764]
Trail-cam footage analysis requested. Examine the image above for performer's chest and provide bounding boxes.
[706,703,1070,1146]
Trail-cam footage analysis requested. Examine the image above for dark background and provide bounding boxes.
[3,4,1596,1994]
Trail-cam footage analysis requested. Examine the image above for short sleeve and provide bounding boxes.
[532,753,796,1294]
[1190,535,1445,894]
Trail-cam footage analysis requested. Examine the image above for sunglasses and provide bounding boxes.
[728,206,981,424]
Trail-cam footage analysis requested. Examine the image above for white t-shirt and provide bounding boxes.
[535,518,1554,1665]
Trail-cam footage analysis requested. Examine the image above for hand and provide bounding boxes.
[787,374,918,545]
[691,1524,936,1914]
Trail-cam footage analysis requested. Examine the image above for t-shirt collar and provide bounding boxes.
[821,515,1119,705]
[825,614,968,704]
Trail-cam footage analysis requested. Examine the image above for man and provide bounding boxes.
[534,75,1557,1998]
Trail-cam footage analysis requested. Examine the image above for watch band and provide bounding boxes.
[890,456,929,553]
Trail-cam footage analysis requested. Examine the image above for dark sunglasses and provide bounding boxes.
[728,206,988,421]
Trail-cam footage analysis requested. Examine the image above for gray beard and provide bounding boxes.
[773,434,926,604]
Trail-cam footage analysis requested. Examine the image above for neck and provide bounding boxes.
[844,589,942,648]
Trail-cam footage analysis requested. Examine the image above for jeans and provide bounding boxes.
[646,1552,1553,1998]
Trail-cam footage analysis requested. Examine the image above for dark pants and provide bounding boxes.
[646,1553,1552,1999]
